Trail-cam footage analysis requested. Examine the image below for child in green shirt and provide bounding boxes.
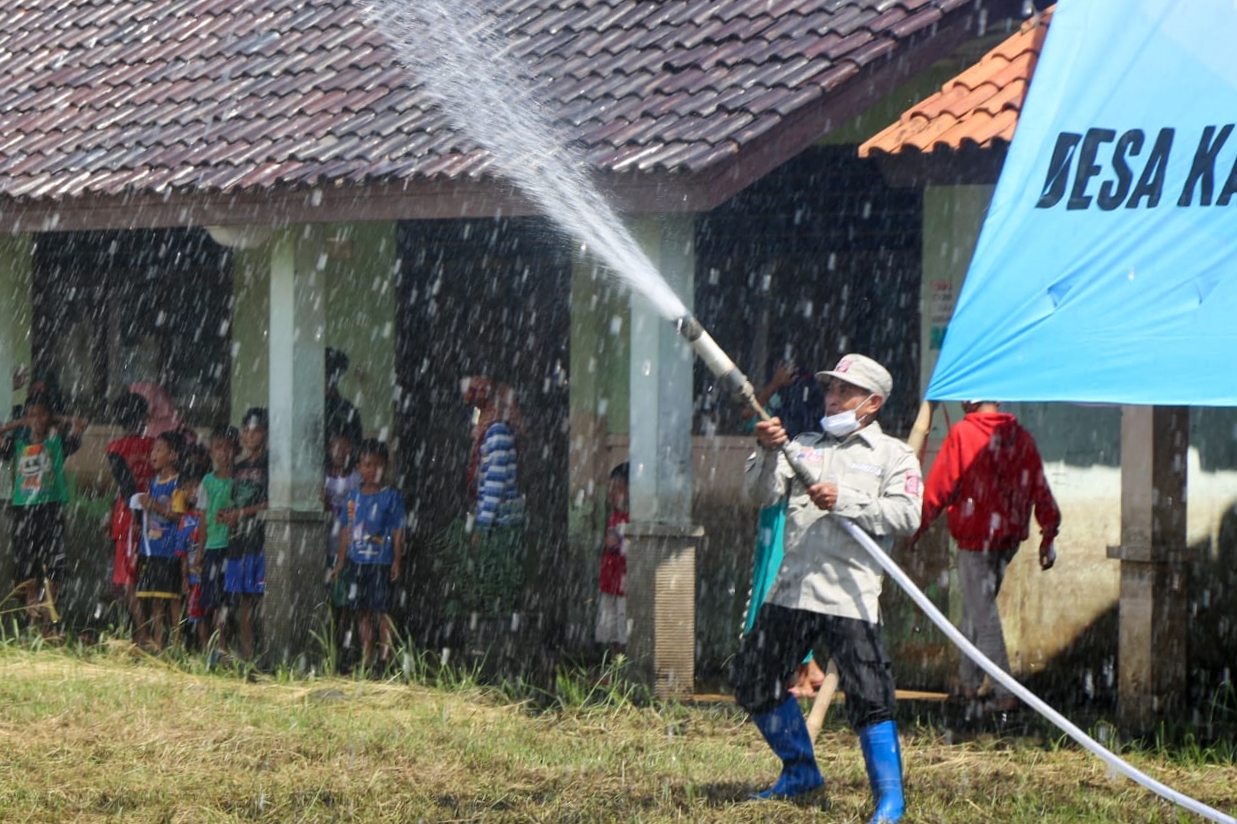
[0,393,89,635]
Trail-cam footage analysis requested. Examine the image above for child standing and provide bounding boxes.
[196,425,238,654]
[324,430,361,664]
[0,394,89,635]
[105,391,153,640]
[175,445,210,647]
[330,439,403,673]
[594,462,630,658]
[135,430,186,651]
[220,407,268,661]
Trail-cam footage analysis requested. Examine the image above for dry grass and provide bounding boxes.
[0,642,1232,823]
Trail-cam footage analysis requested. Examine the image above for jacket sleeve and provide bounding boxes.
[61,432,83,457]
[1023,434,1061,548]
[909,426,964,545]
[743,446,788,509]
[833,441,923,537]
[108,451,138,501]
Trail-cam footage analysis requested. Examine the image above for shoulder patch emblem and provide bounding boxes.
[905,472,922,496]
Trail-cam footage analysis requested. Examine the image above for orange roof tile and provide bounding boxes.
[860,6,1052,157]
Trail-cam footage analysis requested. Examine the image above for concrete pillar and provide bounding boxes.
[0,234,33,595]
[1113,405,1188,730]
[567,253,613,542]
[625,214,701,699]
[263,227,328,667]
[566,252,625,645]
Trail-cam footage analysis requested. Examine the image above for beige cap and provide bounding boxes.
[816,353,893,399]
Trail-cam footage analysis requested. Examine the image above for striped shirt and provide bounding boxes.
[474,422,523,528]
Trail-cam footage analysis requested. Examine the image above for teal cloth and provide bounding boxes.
[744,498,814,666]
[744,500,787,635]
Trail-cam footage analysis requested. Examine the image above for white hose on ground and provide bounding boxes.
[838,518,1235,824]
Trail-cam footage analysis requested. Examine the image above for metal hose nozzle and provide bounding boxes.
[675,314,816,488]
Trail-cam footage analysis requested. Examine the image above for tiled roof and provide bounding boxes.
[0,0,1000,224]
[859,7,1052,158]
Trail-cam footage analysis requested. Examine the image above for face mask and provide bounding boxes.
[820,395,872,438]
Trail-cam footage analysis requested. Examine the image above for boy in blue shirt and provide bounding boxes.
[135,430,186,651]
[219,408,268,661]
[330,439,404,674]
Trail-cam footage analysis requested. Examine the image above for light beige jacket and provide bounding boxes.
[744,422,922,623]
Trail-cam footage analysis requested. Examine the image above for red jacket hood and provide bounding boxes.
[959,411,1018,439]
[914,411,1061,551]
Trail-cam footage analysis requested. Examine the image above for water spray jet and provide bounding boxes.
[675,313,816,488]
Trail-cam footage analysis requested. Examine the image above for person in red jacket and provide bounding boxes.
[106,392,155,642]
[910,401,1060,713]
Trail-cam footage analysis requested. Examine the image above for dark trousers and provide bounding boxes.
[733,603,896,731]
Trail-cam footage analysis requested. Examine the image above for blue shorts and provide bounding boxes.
[347,563,391,613]
[224,552,265,596]
[198,550,227,612]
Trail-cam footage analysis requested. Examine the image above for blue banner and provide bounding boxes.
[928,0,1237,405]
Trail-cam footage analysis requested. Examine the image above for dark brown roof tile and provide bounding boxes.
[821,28,877,60]
[889,5,945,38]
[600,93,652,122]
[811,62,861,92]
[867,6,909,34]
[767,57,834,89]
[798,32,845,61]
[608,141,674,172]
[0,0,993,199]
[846,36,898,68]
[704,83,765,116]
[633,139,703,170]
[827,6,881,38]
[678,140,739,172]
[771,84,825,117]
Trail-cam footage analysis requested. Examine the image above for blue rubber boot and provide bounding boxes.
[859,720,905,823]
[750,695,824,800]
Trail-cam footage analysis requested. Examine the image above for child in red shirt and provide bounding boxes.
[594,463,629,658]
[105,392,153,638]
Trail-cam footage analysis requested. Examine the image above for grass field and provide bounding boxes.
[0,639,1233,823]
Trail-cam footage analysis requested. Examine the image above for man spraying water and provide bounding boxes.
[735,354,921,820]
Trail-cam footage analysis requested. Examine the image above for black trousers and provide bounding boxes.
[11,503,67,584]
[732,603,896,730]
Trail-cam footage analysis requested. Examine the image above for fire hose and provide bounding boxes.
[677,314,1234,824]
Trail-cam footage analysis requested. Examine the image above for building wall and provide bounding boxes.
[322,222,397,440]
[231,222,397,437]
[566,251,631,646]
[231,242,269,422]
[0,234,33,444]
